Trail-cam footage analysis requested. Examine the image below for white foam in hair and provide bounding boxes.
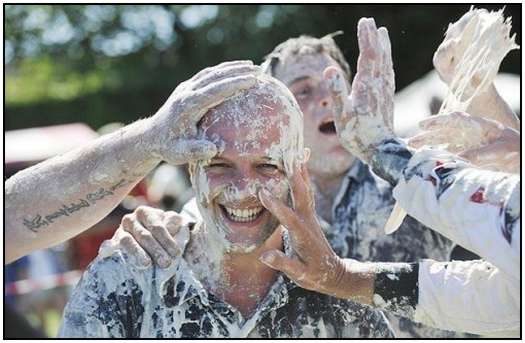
[187,70,304,253]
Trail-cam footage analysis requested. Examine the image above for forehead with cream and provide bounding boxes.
[195,75,304,175]
[272,52,341,86]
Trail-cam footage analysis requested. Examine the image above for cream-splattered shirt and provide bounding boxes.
[325,160,472,338]
[59,227,394,338]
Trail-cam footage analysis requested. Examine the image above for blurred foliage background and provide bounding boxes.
[5,4,521,131]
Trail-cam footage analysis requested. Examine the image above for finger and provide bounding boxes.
[259,188,301,232]
[163,211,184,236]
[135,205,165,222]
[350,75,371,115]
[98,238,117,259]
[377,27,395,95]
[191,65,260,90]
[115,228,152,269]
[136,208,183,258]
[299,163,316,212]
[190,60,254,83]
[181,74,258,123]
[418,112,468,130]
[407,129,460,151]
[357,18,379,76]
[289,162,313,213]
[162,139,218,165]
[123,215,173,268]
[459,139,518,167]
[324,66,350,129]
[378,27,393,73]
[418,114,453,130]
[289,162,306,210]
[173,224,191,255]
[259,250,307,281]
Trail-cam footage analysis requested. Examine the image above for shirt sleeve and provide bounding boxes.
[392,147,520,278]
[58,252,147,338]
[415,259,519,336]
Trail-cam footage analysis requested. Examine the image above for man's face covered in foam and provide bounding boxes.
[189,75,303,252]
[273,52,354,178]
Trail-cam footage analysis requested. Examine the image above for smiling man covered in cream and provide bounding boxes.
[58,64,393,338]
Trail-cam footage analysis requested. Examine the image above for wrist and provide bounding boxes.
[129,117,164,164]
[331,258,375,305]
[369,138,413,186]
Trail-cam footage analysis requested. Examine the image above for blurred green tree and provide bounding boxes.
[5,4,521,131]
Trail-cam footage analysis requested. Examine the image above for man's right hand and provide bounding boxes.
[99,206,191,269]
[146,60,261,165]
[325,18,396,164]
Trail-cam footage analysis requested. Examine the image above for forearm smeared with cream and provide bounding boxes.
[5,60,261,264]
[258,16,520,336]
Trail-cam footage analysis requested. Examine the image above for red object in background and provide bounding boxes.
[70,223,118,270]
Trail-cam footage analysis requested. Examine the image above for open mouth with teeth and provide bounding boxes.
[218,204,266,225]
[319,120,337,134]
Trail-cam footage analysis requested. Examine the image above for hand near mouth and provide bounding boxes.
[257,162,374,303]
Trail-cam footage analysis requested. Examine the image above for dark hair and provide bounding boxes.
[262,31,351,81]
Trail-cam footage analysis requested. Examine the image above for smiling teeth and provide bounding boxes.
[224,206,263,222]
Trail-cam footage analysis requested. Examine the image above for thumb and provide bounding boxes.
[259,250,306,281]
[162,139,218,165]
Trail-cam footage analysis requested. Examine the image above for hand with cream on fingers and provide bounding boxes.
[324,18,396,164]
[148,60,261,165]
[258,162,375,304]
[409,111,520,173]
[99,205,191,269]
[432,8,519,130]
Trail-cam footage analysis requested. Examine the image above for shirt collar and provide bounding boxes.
[332,160,370,211]
[157,226,297,308]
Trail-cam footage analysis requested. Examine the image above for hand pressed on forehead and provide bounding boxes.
[149,60,262,166]
[325,17,396,163]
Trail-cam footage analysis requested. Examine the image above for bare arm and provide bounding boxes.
[5,60,260,264]
[5,120,160,264]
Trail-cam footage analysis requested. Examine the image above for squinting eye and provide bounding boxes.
[206,162,230,170]
[258,164,280,174]
[296,86,311,98]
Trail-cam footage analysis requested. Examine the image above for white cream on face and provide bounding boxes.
[274,52,354,178]
[185,73,304,289]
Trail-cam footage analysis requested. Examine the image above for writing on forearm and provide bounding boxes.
[23,179,130,233]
